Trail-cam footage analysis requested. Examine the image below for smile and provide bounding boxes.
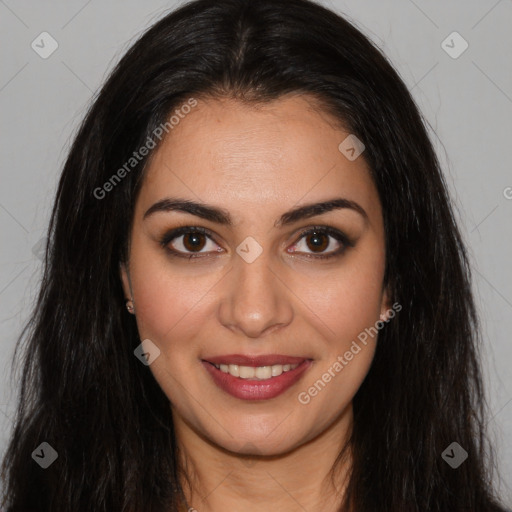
[202,355,313,400]
[212,362,299,379]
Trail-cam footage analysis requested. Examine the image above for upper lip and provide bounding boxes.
[203,354,308,366]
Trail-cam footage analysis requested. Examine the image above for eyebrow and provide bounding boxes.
[143,197,368,227]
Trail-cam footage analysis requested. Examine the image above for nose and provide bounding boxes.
[218,249,294,339]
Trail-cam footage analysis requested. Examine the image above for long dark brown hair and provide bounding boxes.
[1,0,508,510]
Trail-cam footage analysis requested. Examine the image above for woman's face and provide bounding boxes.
[121,94,390,456]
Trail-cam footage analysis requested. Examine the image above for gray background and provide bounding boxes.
[1,0,511,504]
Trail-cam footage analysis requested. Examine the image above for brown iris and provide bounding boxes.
[305,231,329,253]
[183,232,207,252]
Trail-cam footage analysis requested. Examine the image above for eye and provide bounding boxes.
[160,226,222,259]
[287,226,353,260]
[160,225,353,261]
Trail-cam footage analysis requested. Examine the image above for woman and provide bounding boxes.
[1,0,508,510]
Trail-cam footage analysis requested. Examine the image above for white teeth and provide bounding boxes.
[239,366,255,378]
[271,364,283,376]
[213,362,300,380]
[255,366,272,379]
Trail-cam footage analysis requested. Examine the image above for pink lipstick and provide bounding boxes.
[202,354,312,400]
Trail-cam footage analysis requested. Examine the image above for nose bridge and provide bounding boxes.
[219,247,293,338]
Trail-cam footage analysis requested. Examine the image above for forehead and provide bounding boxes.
[137,94,381,227]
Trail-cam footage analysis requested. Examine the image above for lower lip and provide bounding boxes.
[202,360,312,401]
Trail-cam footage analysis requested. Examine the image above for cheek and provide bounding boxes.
[128,248,217,347]
[293,249,385,418]
[294,252,386,346]
[133,277,213,347]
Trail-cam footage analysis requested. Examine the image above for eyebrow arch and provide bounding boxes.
[143,197,368,227]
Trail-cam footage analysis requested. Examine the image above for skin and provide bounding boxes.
[120,94,390,511]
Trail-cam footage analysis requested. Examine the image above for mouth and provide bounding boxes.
[201,354,313,400]
[210,361,300,379]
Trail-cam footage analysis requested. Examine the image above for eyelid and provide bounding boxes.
[287,225,354,260]
[293,225,354,247]
[159,225,221,258]
[159,225,216,246]
[159,224,354,260]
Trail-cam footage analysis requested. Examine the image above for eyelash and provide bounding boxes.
[159,225,354,261]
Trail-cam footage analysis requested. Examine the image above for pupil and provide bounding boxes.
[308,232,328,252]
[184,233,204,251]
